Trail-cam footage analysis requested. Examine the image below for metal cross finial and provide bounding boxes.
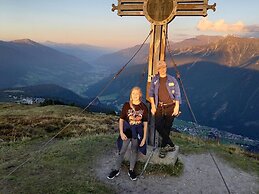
[111,4,118,12]
[112,0,145,16]
[208,3,216,12]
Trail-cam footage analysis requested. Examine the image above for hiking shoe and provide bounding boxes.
[159,147,166,158]
[107,169,120,180]
[128,170,137,181]
[164,144,175,152]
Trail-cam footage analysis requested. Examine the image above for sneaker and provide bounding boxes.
[164,144,175,152]
[159,147,166,158]
[128,170,137,181]
[107,169,120,180]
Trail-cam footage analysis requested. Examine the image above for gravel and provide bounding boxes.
[95,150,259,194]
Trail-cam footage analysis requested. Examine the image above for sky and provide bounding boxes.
[0,0,258,49]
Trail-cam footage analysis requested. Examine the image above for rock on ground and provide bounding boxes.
[95,150,259,194]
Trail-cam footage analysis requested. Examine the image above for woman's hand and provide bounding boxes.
[140,139,146,147]
[120,132,127,141]
[151,106,156,115]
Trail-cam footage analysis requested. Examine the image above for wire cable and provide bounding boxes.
[166,39,198,124]
[210,152,231,194]
[166,34,231,194]
[1,29,152,183]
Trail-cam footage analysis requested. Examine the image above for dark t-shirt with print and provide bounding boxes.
[120,102,148,138]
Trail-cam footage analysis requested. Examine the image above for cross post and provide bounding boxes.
[112,0,216,146]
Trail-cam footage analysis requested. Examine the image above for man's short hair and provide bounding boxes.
[157,60,167,69]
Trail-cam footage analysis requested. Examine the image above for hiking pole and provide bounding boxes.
[139,146,156,178]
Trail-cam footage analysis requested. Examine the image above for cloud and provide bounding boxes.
[197,18,246,32]
[243,25,259,38]
[246,25,259,33]
[196,18,259,38]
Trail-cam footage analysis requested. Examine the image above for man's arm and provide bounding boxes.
[173,77,181,103]
[172,100,180,116]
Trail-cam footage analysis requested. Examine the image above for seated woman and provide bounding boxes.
[107,86,148,181]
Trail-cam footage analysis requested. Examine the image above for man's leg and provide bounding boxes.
[163,105,175,148]
[164,115,175,146]
[155,106,167,147]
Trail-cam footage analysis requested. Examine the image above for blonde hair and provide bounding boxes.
[129,86,142,108]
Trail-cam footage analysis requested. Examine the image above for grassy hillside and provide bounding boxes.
[0,103,117,142]
[0,103,258,193]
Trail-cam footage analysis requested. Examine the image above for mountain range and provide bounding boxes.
[92,35,259,73]
[0,39,101,94]
[171,35,259,70]
[1,35,258,140]
[84,36,259,140]
[92,35,224,74]
[44,41,115,64]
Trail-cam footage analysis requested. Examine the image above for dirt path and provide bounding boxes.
[95,150,259,194]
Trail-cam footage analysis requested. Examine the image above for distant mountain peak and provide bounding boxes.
[11,39,39,46]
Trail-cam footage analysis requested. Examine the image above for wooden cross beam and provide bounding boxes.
[112,0,216,18]
[112,0,216,146]
[112,0,145,16]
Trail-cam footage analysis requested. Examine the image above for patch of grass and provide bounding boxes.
[121,158,183,177]
[214,145,259,177]
[173,132,210,154]
[137,158,184,176]
[0,103,118,142]
[0,135,116,194]
[172,132,259,176]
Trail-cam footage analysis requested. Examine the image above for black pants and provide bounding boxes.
[155,104,175,148]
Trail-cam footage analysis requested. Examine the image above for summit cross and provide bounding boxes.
[112,0,216,145]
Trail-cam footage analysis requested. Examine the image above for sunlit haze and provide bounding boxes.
[0,0,258,49]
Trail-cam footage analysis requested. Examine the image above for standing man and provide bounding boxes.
[149,60,181,158]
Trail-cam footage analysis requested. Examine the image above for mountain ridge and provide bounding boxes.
[173,35,259,69]
[0,39,97,93]
[44,41,115,63]
[0,84,115,113]
[93,35,259,74]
